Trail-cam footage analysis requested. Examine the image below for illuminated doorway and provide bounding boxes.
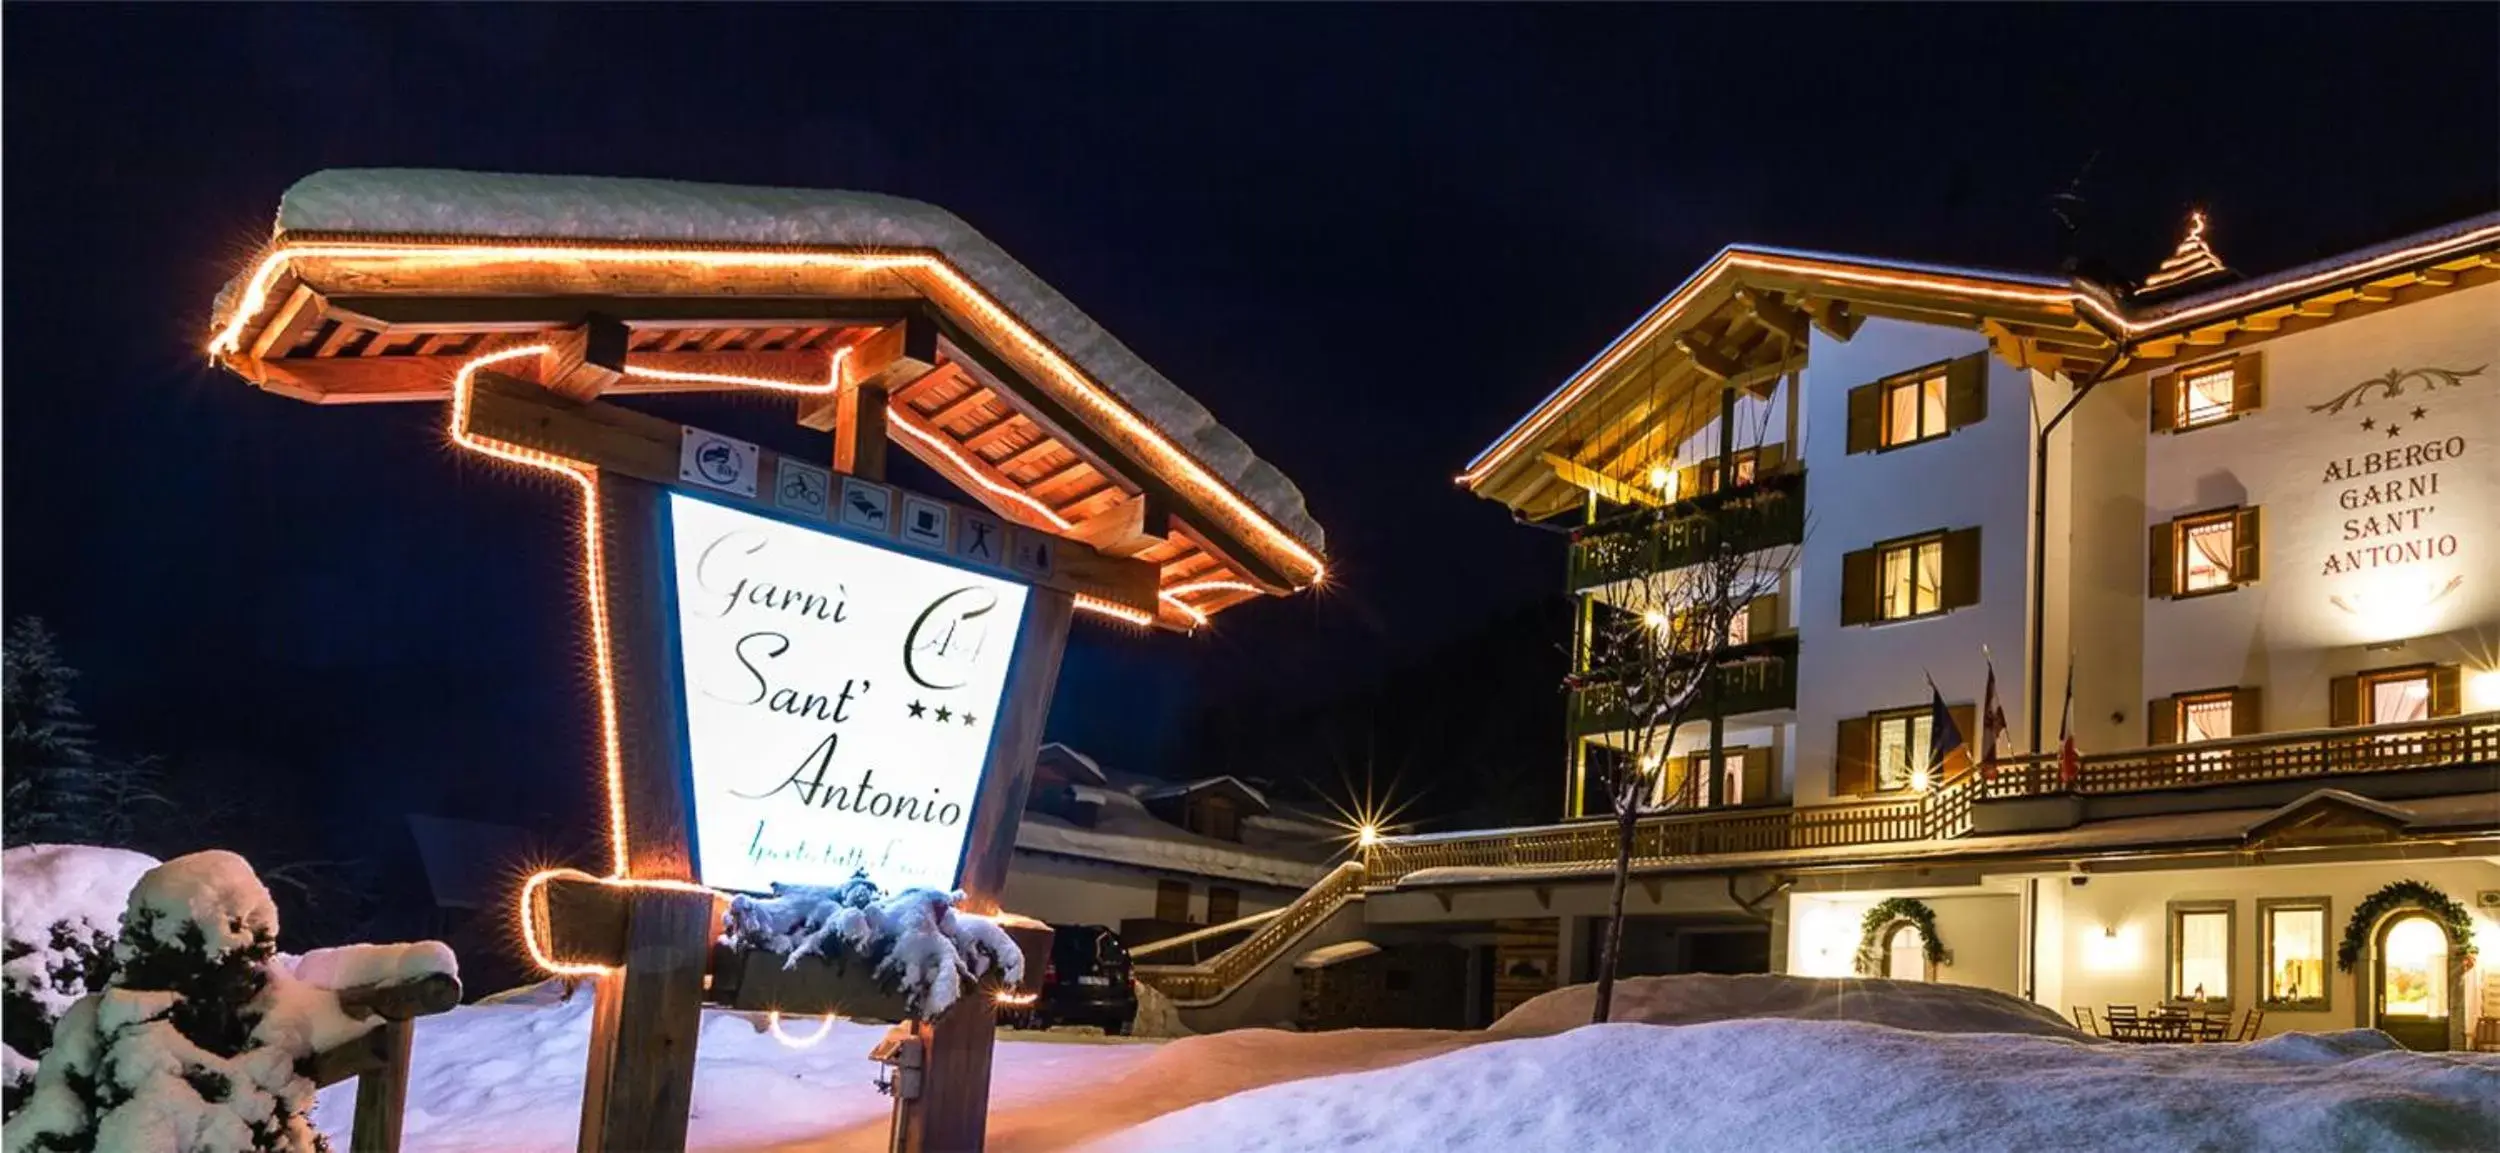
[2373,912,2451,1051]
[1885,923,1931,982]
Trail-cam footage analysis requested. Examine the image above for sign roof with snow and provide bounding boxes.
[207,169,1326,630]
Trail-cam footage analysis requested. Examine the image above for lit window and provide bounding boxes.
[1720,753,1744,807]
[1874,711,1933,793]
[2179,693,2234,742]
[1725,604,1751,647]
[2178,364,2236,428]
[2367,673,2431,724]
[1879,537,1945,620]
[2380,915,2447,1018]
[1882,369,1950,448]
[2260,901,2328,1010]
[2179,515,2238,592]
[2169,904,2232,1005]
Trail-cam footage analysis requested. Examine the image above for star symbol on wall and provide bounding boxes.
[961,712,978,727]
[2359,417,2375,431]
[2410,406,2427,420]
[2386,424,2403,438]
[935,706,953,723]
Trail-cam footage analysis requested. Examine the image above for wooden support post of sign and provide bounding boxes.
[904,587,1076,1153]
[573,473,718,1153]
[345,1020,413,1153]
[834,380,890,480]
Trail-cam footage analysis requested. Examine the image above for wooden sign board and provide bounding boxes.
[486,372,1083,1152]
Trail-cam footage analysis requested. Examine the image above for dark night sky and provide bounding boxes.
[5,6,2494,871]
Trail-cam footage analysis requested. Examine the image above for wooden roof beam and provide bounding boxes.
[1067,493,1173,559]
[1803,298,1864,341]
[1540,452,1659,508]
[539,315,629,401]
[1735,288,1810,347]
[1673,333,1744,381]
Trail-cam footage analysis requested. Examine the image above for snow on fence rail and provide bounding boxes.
[1134,863,1365,1004]
[1124,907,1287,962]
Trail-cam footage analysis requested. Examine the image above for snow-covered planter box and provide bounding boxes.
[710,874,1039,1023]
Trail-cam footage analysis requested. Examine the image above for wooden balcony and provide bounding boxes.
[1567,635,1799,736]
[1567,470,1805,592]
[1364,714,2497,888]
[1978,712,2500,800]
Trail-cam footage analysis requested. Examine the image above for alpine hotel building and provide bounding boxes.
[1356,212,2500,1046]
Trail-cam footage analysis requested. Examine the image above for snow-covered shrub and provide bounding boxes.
[3,850,458,1153]
[2,846,160,1118]
[722,870,1024,1019]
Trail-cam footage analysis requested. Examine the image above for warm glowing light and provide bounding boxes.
[516,867,724,976]
[1909,767,1933,793]
[2083,922,2141,973]
[766,1009,841,1048]
[1641,609,1670,631]
[886,409,1074,531]
[2466,668,2500,712]
[1355,824,1380,848]
[992,990,1039,1008]
[1646,464,1673,490]
[1321,774,1415,859]
[1164,579,1268,600]
[626,345,849,393]
[208,238,1325,587]
[1074,594,1160,628]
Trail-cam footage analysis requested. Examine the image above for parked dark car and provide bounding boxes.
[1001,923,1138,1034]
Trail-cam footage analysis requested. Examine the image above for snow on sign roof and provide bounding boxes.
[207,169,1327,628]
[266,170,1321,553]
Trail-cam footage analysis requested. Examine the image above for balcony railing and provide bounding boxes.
[1569,635,1799,736]
[1978,712,2500,800]
[1364,713,2498,888]
[1567,470,1805,591]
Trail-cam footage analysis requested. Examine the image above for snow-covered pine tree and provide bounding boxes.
[2,619,159,849]
[4,852,326,1153]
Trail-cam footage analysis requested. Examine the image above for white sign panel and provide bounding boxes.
[667,493,1029,894]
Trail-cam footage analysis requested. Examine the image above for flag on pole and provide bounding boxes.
[2056,660,2082,787]
[1923,672,1965,786]
[1979,652,2009,780]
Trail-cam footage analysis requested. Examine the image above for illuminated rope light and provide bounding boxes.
[208,238,1324,586]
[513,867,721,975]
[1074,593,1158,628]
[1456,223,2500,486]
[886,410,1074,530]
[992,990,1039,1008]
[1163,579,1267,600]
[623,345,849,393]
[1157,595,1209,628]
[766,1009,841,1048]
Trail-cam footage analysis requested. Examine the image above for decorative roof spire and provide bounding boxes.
[2139,210,2229,294]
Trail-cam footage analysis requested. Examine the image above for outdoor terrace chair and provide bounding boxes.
[2234,1008,2265,1042]
[2071,1006,2100,1037]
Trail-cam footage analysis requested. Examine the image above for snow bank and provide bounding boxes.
[2,845,158,1017]
[268,169,1325,554]
[1097,1020,2500,1153]
[285,941,460,991]
[721,876,1023,1019]
[1490,973,2084,1040]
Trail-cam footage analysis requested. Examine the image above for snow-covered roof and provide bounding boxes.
[1034,742,1111,786]
[269,169,1323,554]
[1138,775,1271,813]
[2132,210,2500,322]
[1015,764,1338,889]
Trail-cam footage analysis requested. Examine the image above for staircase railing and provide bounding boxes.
[1133,861,1367,1004]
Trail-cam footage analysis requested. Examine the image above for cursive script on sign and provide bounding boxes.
[667,494,1029,895]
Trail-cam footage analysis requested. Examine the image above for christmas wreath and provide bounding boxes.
[2336,880,2476,973]
[1854,897,1950,976]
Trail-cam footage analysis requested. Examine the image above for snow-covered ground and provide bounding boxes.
[312,974,2500,1152]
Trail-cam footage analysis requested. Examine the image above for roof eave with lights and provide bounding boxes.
[205,172,1330,632]
[1461,214,2500,517]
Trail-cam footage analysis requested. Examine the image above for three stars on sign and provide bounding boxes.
[905,699,978,727]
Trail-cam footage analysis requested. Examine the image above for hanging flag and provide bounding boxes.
[1979,653,2009,781]
[1922,673,1966,785]
[2057,660,2082,787]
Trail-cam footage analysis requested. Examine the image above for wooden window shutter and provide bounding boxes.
[1840,547,1880,625]
[2148,521,2176,598]
[1846,381,1883,454]
[2232,506,2262,583]
[1745,593,1781,641]
[2328,674,2361,728]
[1834,717,1874,795]
[2230,685,2263,734]
[1940,527,1983,610]
[1740,747,1773,806]
[1156,879,1191,923]
[1944,353,1989,429]
[2150,369,2180,433]
[1945,704,1978,777]
[2147,697,2178,745]
[1756,441,1786,473]
[2230,352,2265,414]
[2430,665,2462,718]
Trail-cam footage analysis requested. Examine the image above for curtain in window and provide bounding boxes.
[2184,520,2235,589]
[2176,911,2229,1000]
[2182,368,2235,424]
[2371,677,2431,724]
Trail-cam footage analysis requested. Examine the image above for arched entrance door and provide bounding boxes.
[2373,913,2450,1051]
[1885,923,1930,982]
